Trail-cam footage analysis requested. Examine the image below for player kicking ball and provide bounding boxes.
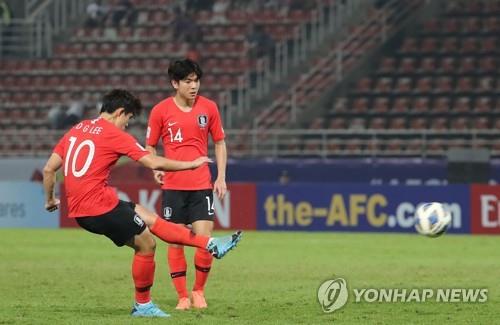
[42,89,242,318]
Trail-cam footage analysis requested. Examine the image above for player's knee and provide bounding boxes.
[134,228,156,253]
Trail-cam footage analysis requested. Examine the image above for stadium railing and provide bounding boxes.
[252,0,425,130]
[225,0,371,127]
[0,0,91,58]
[1,128,498,158]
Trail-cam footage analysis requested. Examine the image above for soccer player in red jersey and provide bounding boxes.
[42,89,241,318]
[145,59,227,310]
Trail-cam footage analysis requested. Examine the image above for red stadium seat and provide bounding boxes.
[455,77,473,92]
[378,57,396,73]
[389,117,406,129]
[409,117,427,130]
[412,97,430,113]
[434,77,452,93]
[394,78,411,94]
[392,97,410,112]
[373,78,391,93]
[441,37,458,53]
[355,77,372,93]
[369,117,386,129]
[432,97,450,113]
[414,78,432,93]
[373,97,389,113]
[352,98,369,113]
[474,97,493,113]
[430,117,448,130]
[419,57,436,73]
[453,97,471,113]
[399,58,415,73]
[328,117,346,129]
[450,117,468,130]
[458,57,476,73]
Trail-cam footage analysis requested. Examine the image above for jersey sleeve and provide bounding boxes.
[113,131,150,161]
[146,105,163,146]
[52,134,67,159]
[209,103,225,142]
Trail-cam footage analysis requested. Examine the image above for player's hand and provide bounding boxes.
[45,198,60,212]
[214,178,227,200]
[153,170,164,185]
[191,156,213,169]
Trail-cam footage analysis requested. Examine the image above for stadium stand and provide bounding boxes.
[0,0,323,157]
[324,0,500,156]
[0,0,360,157]
[1,0,499,158]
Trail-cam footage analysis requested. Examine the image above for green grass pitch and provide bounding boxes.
[0,229,498,324]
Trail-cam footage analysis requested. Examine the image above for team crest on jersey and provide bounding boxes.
[164,207,172,219]
[197,114,208,127]
[133,215,144,227]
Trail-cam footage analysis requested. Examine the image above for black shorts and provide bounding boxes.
[161,189,215,225]
[76,200,147,247]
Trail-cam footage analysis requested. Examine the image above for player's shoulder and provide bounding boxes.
[151,96,174,113]
[196,95,218,110]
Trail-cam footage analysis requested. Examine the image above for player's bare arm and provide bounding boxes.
[145,144,164,185]
[43,153,62,212]
[139,154,212,172]
[213,140,227,200]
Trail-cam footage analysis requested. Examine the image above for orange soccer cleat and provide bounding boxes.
[175,297,191,310]
[191,290,208,309]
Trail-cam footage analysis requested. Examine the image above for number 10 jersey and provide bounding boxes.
[53,118,148,218]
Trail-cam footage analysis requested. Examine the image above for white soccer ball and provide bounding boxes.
[414,202,452,237]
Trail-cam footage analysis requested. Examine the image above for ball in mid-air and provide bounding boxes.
[414,202,452,237]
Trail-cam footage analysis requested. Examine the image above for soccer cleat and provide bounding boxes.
[131,302,170,317]
[191,290,208,309]
[175,297,191,310]
[206,230,242,259]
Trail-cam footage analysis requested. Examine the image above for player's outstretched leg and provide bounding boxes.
[134,204,243,257]
[131,301,170,318]
[206,231,242,259]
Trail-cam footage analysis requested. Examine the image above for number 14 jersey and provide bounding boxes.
[53,118,149,218]
[146,96,225,190]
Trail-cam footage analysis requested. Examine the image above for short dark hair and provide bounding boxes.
[100,89,142,117]
[168,58,203,82]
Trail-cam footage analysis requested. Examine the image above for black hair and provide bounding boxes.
[168,58,203,82]
[100,89,142,117]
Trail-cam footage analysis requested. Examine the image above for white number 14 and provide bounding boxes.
[168,128,183,143]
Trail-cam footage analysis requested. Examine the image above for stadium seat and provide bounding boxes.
[373,97,389,113]
[453,97,471,113]
[412,97,430,113]
[409,117,427,130]
[392,97,410,112]
[432,97,450,113]
[378,57,396,73]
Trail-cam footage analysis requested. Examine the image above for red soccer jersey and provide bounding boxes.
[53,118,149,218]
[146,95,225,190]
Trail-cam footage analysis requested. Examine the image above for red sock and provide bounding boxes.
[168,246,188,299]
[132,253,155,304]
[150,218,209,248]
[193,248,213,291]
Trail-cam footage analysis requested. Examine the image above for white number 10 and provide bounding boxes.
[65,136,95,177]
